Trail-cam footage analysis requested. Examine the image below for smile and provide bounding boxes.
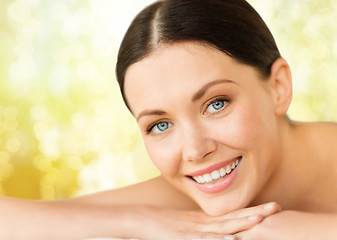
[186,156,242,194]
[191,157,241,184]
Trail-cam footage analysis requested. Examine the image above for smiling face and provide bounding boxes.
[124,42,284,216]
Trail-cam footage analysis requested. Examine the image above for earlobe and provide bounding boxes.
[269,57,293,116]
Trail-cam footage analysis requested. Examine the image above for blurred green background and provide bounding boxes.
[0,0,336,200]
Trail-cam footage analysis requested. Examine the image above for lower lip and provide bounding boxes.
[187,159,241,194]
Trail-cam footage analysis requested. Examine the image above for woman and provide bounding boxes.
[112,0,337,238]
[0,0,336,239]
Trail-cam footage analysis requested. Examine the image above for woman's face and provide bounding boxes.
[124,42,282,216]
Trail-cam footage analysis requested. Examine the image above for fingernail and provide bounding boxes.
[264,202,276,210]
[248,214,260,221]
[223,236,235,240]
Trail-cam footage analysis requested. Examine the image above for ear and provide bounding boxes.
[268,57,293,116]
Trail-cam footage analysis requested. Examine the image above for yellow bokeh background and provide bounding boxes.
[0,0,336,200]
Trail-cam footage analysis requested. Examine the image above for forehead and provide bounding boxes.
[124,42,258,115]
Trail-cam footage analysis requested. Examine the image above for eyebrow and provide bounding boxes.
[136,109,167,121]
[136,79,235,121]
[191,79,235,102]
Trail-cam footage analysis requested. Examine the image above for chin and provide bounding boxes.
[194,187,257,216]
[200,203,239,216]
[193,196,242,216]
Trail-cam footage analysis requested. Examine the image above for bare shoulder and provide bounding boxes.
[308,121,337,150]
[69,176,199,210]
[302,122,337,162]
[296,121,337,150]
[313,121,337,133]
[294,121,337,172]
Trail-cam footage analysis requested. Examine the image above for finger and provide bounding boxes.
[198,214,263,234]
[223,235,238,240]
[222,202,281,219]
[191,233,237,240]
[234,230,244,239]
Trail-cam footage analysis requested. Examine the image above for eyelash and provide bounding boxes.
[204,96,230,115]
[145,96,230,134]
[146,120,167,134]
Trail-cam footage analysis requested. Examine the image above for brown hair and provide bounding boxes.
[116,0,281,107]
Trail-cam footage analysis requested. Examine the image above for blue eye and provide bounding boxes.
[148,121,171,134]
[206,99,228,113]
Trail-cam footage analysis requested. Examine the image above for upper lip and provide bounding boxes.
[186,157,241,177]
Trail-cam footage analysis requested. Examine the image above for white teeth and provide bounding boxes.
[220,168,226,177]
[203,174,213,183]
[198,176,205,183]
[191,157,241,184]
[211,170,220,180]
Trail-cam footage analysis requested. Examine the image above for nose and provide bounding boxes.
[180,121,217,162]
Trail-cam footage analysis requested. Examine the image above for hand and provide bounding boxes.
[234,210,337,240]
[130,202,281,239]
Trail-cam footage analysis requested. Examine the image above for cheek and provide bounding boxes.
[212,100,277,151]
[215,110,261,147]
[144,137,181,177]
[220,100,278,187]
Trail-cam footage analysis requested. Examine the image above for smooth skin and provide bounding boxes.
[122,41,337,238]
[0,41,336,239]
[125,41,288,216]
[0,180,280,239]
